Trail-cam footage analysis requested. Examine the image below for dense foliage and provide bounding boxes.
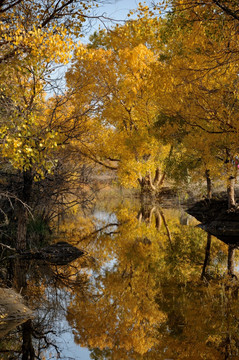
[1,0,239,248]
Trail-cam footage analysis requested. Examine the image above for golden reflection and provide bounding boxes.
[62,202,233,358]
[1,200,239,359]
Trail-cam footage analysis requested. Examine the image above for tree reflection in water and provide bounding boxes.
[0,255,91,359]
[0,200,239,359]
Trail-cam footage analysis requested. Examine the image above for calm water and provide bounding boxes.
[0,196,238,359]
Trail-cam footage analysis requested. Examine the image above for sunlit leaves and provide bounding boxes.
[67,21,170,188]
[0,113,60,178]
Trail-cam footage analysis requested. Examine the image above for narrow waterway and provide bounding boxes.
[0,195,238,360]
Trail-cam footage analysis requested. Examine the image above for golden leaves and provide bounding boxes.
[0,113,60,179]
[66,27,166,188]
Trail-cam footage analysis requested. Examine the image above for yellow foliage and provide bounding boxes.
[66,23,170,188]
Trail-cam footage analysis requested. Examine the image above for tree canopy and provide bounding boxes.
[1,0,239,245]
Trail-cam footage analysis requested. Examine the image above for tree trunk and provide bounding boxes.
[153,167,166,188]
[160,209,173,250]
[201,233,212,280]
[149,207,161,230]
[16,170,33,251]
[154,209,161,231]
[22,320,35,360]
[153,167,161,185]
[138,205,162,231]
[13,258,28,292]
[228,244,235,277]
[227,176,236,209]
[16,207,29,251]
[138,168,165,197]
[205,169,212,200]
[12,259,35,359]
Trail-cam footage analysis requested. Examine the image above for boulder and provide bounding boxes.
[0,287,33,338]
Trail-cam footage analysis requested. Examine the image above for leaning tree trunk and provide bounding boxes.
[159,209,173,250]
[16,170,33,251]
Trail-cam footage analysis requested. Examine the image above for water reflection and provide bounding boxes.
[1,199,239,359]
[199,222,239,278]
[0,255,92,359]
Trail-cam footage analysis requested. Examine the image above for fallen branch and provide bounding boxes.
[0,242,16,252]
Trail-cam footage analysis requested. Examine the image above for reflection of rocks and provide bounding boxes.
[16,241,85,265]
[0,287,33,338]
[199,222,239,244]
[187,199,239,244]
[187,198,228,223]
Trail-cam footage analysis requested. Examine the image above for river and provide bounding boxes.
[0,193,238,359]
